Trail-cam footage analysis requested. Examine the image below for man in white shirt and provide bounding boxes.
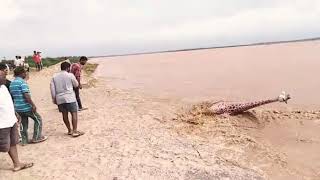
[0,71,33,171]
[50,62,84,137]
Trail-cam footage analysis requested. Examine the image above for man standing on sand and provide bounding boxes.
[50,62,84,137]
[9,67,47,145]
[32,51,42,71]
[32,51,39,71]
[0,71,33,172]
[37,52,43,70]
[70,56,88,111]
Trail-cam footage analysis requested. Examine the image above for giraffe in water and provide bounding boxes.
[208,91,291,115]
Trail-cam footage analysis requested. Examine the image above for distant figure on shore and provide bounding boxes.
[71,56,88,111]
[37,52,43,70]
[24,56,30,72]
[14,56,21,68]
[14,56,29,72]
[64,57,70,62]
[32,51,42,71]
[207,92,291,115]
[14,56,18,67]
[9,67,47,145]
[0,63,11,89]
[0,71,33,172]
[50,62,84,137]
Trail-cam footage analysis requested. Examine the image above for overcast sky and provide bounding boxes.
[1,0,320,58]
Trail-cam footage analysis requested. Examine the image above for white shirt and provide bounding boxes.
[50,71,79,105]
[14,59,20,66]
[0,85,17,129]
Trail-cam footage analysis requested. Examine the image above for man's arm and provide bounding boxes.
[15,112,21,124]
[23,93,37,112]
[71,64,82,88]
[75,76,81,88]
[50,78,57,104]
[21,82,37,112]
[70,74,79,88]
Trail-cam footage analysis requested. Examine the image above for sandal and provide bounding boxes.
[31,136,48,144]
[72,131,85,137]
[78,107,88,111]
[13,163,34,172]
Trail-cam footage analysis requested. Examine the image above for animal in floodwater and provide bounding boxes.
[208,91,291,115]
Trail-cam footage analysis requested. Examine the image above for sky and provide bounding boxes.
[1,0,320,59]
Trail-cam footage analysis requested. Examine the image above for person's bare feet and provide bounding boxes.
[13,162,33,172]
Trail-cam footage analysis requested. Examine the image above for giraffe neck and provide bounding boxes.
[251,98,279,106]
[228,98,279,115]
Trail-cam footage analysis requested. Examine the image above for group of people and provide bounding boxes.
[0,56,88,171]
[14,56,29,72]
[11,50,41,72]
[32,51,42,71]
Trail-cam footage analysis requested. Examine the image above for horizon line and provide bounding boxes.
[89,36,320,58]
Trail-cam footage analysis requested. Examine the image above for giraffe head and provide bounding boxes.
[278,91,291,103]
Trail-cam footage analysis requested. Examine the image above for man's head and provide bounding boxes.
[79,56,88,65]
[61,62,71,72]
[14,66,27,79]
[0,63,9,76]
[0,71,6,85]
[33,51,36,55]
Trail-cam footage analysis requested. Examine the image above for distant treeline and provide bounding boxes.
[25,56,80,68]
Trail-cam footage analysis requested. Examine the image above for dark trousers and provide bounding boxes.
[18,111,43,144]
[74,87,83,109]
[36,63,42,71]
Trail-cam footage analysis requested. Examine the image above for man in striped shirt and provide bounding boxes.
[9,67,47,145]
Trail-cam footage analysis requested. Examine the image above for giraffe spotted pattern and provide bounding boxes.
[210,99,278,115]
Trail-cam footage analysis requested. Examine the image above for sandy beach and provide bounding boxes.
[1,40,320,180]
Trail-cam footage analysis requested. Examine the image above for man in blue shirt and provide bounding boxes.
[10,67,47,145]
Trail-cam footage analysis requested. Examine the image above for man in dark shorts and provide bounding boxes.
[50,62,84,137]
[0,71,33,171]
